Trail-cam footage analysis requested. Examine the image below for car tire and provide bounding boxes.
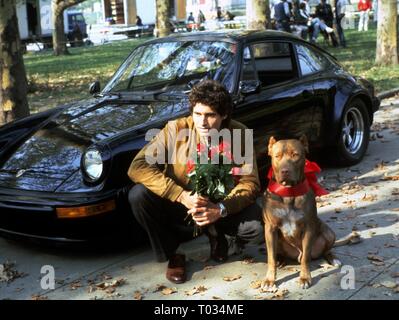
[334,98,370,166]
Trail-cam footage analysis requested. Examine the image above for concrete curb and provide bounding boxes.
[377,87,399,100]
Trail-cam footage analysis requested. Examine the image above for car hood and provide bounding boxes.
[0,96,188,192]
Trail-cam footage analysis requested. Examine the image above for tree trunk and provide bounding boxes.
[52,1,68,55]
[0,0,30,126]
[156,0,170,37]
[247,0,270,30]
[375,0,398,65]
[52,0,86,56]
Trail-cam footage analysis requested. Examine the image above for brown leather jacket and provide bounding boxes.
[127,116,260,214]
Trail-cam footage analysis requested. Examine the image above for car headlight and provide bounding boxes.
[82,148,103,181]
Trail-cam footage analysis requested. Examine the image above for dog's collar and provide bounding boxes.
[266,160,329,197]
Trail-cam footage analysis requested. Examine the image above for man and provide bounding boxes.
[127,80,263,284]
[315,0,338,47]
[358,0,372,32]
[335,0,348,47]
[273,0,292,33]
[187,12,195,23]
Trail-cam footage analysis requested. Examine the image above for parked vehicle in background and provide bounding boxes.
[16,0,87,47]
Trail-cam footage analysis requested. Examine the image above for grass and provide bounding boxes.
[24,25,399,113]
[24,38,147,112]
[316,24,399,92]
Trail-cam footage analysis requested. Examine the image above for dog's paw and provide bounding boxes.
[298,276,312,289]
[261,279,278,292]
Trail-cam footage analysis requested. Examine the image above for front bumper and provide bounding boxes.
[0,186,145,245]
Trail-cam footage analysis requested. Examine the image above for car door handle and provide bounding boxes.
[302,90,313,99]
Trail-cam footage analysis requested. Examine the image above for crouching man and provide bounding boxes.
[127,80,263,284]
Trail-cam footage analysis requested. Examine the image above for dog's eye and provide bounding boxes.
[292,153,299,158]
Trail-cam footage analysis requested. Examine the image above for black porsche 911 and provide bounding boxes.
[0,30,379,244]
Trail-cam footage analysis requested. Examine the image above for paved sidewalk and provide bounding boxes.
[1,98,398,300]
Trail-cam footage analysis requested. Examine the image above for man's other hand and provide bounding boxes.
[177,191,209,210]
[188,202,222,227]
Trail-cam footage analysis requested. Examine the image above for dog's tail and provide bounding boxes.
[333,231,362,248]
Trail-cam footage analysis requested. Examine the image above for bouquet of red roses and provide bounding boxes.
[185,141,240,236]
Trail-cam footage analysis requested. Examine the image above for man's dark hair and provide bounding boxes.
[188,80,232,123]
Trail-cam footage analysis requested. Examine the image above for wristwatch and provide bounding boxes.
[218,202,228,218]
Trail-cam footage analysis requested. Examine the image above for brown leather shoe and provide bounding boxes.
[166,253,186,284]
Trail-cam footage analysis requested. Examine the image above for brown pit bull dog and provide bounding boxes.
[262,135,340,290]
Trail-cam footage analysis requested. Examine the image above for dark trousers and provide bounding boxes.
[128,184,264,262]
[336,15,346,47]
[276,20,291,33]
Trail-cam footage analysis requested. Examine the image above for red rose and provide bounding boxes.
[197,143,207,154]
[186,158,195,173]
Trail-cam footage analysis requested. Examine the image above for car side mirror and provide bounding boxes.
[239,80,261,96]
[89,81,100,95]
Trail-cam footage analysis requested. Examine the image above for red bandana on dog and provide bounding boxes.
[267,160,329,197]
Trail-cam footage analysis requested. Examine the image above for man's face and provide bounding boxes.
[192,103,226,137]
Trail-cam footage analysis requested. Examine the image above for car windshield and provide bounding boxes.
[103,40,237,94]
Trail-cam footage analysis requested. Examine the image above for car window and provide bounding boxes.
[249,42,296,87]
[295,44,331,76]
[241,46,257,81]
[104,41,237,93]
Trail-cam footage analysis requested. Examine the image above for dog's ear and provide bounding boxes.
[268,136,277,156]
[299,134,309,154]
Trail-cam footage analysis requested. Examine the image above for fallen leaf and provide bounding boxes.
[212,296,222,300]
[384,243,398,248]
[70,281,82,290]
[0,261,27,283]
[223,274,242,282]
[343,200,356,206]
[185,285,208,296]
[250,280,262,289]
[96,278,126,291]
[31,295,48,300]
[335,208,342,213]
[384,175,399,181]
[380,281,397,289]
[133,291,143,300]
[375,161,388,170]
[161,287,177,295]
[273,289,289,299]
[362,194,378,202]
[367,255,384,262]
[371,261,385,266]
[153,284,167,292]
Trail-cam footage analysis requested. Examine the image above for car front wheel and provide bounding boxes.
[335,99,370,166]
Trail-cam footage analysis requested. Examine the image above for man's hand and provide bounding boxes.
[188,201,222,227]
[177,191,209,210]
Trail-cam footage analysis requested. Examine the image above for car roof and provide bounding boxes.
[145,29,299,43]
[142,29,338,62]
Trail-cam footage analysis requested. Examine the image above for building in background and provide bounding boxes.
[101,0,187,25]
